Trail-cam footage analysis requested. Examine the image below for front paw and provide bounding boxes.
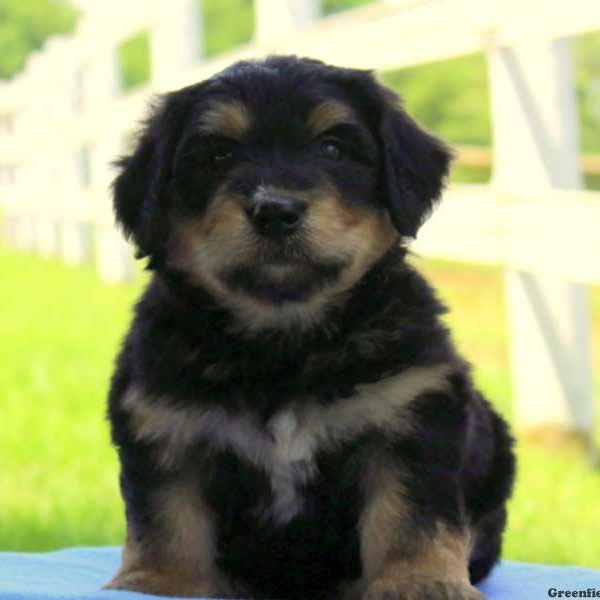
[103,569,222,597]
[364,578,484,600]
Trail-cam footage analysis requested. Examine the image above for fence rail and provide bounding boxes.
[455,146,600,176]
[0,0,599,452]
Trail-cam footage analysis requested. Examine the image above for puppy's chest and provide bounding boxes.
[124,362,452,523]
[200,407,352,525]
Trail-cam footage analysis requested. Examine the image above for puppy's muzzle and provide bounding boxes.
[245,194,307,238]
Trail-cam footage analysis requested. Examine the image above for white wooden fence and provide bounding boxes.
[0,0,599,453]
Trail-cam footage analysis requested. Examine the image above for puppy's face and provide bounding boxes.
[167,82,395,322]
[114,57,451,330]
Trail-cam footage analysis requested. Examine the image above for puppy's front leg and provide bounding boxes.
[358,463,483,600]
[104,479,236,598]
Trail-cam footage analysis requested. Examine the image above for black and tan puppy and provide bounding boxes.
[105,56,515,600]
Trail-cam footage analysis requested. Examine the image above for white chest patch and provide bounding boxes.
[264,410,317,523]
[122,362,453,524]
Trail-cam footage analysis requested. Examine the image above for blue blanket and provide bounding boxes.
[0,547,598,599]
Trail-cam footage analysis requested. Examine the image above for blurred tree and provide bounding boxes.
[0,0,77,79]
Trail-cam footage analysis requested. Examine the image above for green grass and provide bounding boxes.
[0,249,144,549]
[1,247,599,569]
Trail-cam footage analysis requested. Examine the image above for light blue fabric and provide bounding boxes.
[0,547,598,599]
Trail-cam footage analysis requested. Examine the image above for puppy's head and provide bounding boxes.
[114,56,451,331]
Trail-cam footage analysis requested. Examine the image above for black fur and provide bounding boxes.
[107,56,515,599]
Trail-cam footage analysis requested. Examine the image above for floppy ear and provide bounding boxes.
[325,66,452,238]
[112,86,198,258]
[379,91,453,238]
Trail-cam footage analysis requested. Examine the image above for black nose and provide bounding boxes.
[246,195,306,237]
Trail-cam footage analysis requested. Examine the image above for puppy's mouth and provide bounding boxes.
[219,256,346,304]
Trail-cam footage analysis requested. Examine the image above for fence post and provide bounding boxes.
[487,35,595,455]
[33,91,59,260]
[150,0,202,92]
[87,35,134,284]
[20,51,60,258]
[15,217,35,251]
[55,40,93,267]
[39,37,79,262]
[254,0,320,46]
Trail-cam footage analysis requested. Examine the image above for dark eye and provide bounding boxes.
[211,140,237,164]
[318,138,344,161]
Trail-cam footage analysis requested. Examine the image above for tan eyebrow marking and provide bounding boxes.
[307,100,356,136]
[198,101,252,140]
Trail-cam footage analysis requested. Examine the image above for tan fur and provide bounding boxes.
[403,526,473,581]
[155,481,221,582]
[303,186,397,290]
[307,100,356,136]
[167,191,262,325]
[355,463,481,600]
[359,460,414,582]
[367,523,473,583]
[121,387,204,467]
[167,183,398,334]
[198,101,252,140]
[168,199,325,334]
[362,578,483,600]
[105,481,239,597]
[167,190,252,282]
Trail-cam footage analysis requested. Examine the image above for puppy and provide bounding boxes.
[105,56,515,600]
